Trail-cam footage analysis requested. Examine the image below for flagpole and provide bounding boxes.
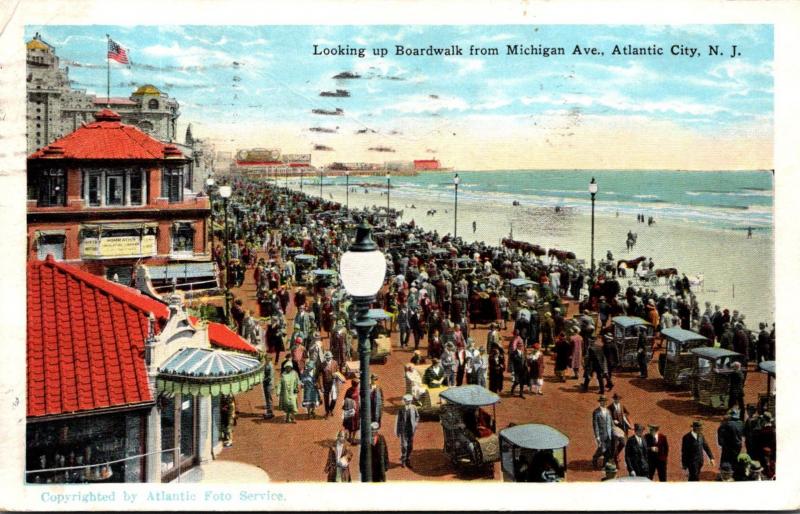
[106,34,110,108]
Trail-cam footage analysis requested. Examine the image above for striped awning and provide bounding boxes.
[156,347,264,396]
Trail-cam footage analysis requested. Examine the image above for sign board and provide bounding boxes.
[82,235,157,259]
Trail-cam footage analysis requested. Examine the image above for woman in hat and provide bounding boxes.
[569,326,584,380]
[277,360,300,424]
[342,380,360,443]
[300,359,321,419]
[441,342,457,386]
[488,346,505,393]
[528,344,545,395]
[553,331,571,382]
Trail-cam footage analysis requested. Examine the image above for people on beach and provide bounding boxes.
[207,175,773,482]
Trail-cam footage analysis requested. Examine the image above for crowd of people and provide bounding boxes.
[204,176,776,482]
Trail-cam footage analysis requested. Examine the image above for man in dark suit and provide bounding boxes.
[645,424,669,482]
[625,424,650,477]
[681,420,715,481]
[592,395,614,469]
[717,409,744,468]
[395,394,420,468]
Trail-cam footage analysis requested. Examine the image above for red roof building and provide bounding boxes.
[27,255,164,419]
[27,109,212,286]
[26,257,260,484]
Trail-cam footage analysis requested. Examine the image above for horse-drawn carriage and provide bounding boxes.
[499,424,569,482]
[603,316,655,370]
[658,327,711,388]
[439,386,501,470]
[689,347,746,409]
[757,360,775,418]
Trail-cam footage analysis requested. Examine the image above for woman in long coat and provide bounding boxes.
[342,380,361,443]
[277,361,300,423]
[488,347,505,393]
[324,431,352,482]
[301,359,321,419]
[553,331,572,382]
[569,327,584,379]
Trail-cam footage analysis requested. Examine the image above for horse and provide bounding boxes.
[548,248,576,262]
[617,256,646,277]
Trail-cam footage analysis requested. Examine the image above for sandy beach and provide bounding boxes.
[293,181,774,324]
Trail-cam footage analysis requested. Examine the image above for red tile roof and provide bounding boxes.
[28,109,185,161]
[188,316,258,355]
[27,256,169,418]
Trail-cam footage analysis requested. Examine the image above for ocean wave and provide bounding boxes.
[686,190,773,198]
[388,183,772,230]
[633,194,659,199]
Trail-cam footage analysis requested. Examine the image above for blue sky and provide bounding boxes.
[26,25,773,169]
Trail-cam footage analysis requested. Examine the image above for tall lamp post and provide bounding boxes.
[300,168,304,192]
[386,171,391,224]
[453,173,460,238]
[345,170,350,211]
[589,177,598,282]
[319,168,324,198]
[206,177,215,254]
[339,223,387,482]
[219,185,233,323]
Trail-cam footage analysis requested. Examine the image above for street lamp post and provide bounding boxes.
[206,177,215,255]
[386,171,391,225]
[345,170,350,211]
[339,223,387,482]
[219,185,233,323]
[589,177,598,282]
[319,168,323,198]
[300,169,304,192]
[453,173,460,238]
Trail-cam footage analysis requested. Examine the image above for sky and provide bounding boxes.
[26,25,773,170]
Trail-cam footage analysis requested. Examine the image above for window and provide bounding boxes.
[172,222,195,254]
[129,169,144,205]
[37,234,65,260]
[106,173,125,205]
[162,168,184,203]
[37,169,65,207]
[83,169,146,207]
[87,172,101,206]
[148,99,159,109]
[139,120,153,133]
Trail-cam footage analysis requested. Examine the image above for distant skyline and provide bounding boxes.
[26,25,773,170]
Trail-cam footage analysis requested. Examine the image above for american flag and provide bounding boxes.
[107,38,129,64]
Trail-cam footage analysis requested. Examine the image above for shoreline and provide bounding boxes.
[292,183,775,324]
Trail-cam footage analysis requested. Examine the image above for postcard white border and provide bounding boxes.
[1,0,798,510]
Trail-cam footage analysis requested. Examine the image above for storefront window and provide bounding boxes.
[26,411,146,484]
[160,394,197,482]
[160,395,176,474]
[172,222,195,254]
[179,397,195,462]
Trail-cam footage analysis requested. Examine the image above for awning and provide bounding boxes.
[156,348,264,396]
[82,221,159,230]
[147,262,217,280]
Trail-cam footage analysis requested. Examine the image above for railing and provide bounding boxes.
[25,447,185,483]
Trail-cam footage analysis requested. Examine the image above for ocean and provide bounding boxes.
[325,169,774,232]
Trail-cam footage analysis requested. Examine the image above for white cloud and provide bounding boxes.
[242,38,270,47]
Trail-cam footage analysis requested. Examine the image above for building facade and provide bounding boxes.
[26,257,262,484]
[26,33,179,155]
[27,108,212,285]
